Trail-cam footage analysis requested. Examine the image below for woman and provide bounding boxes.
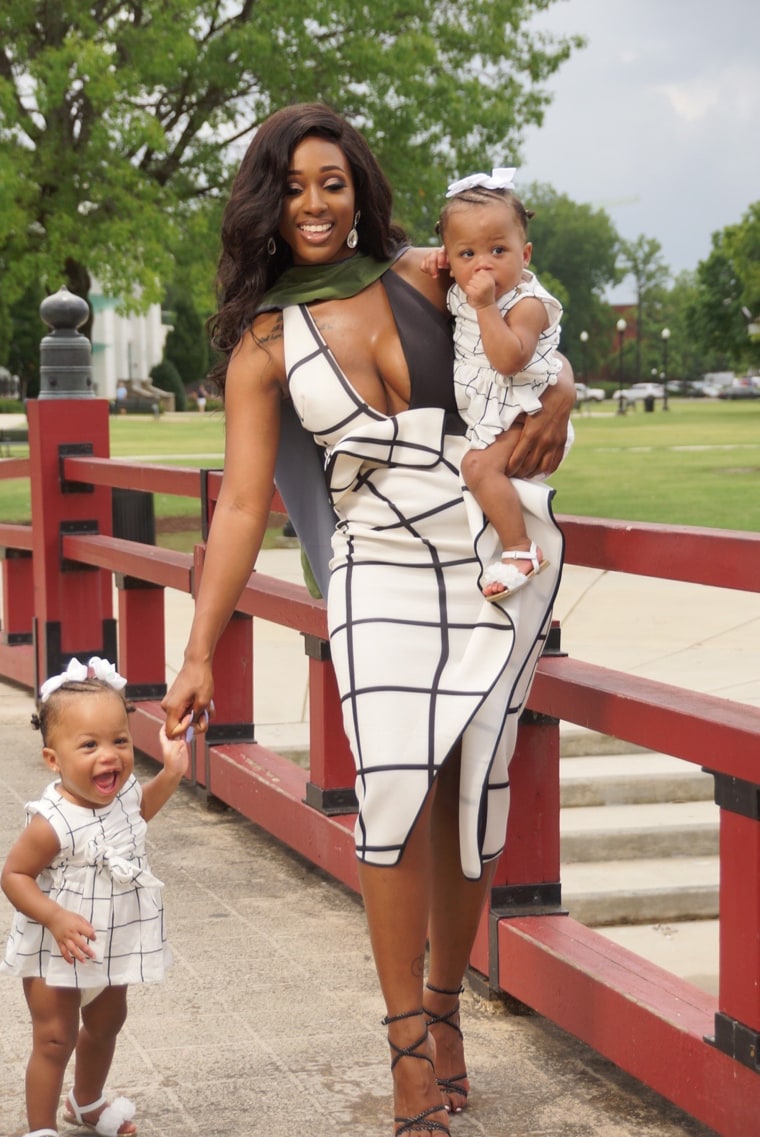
[162,103,574,1137]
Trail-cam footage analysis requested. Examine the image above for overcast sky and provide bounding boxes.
[519,0,760,299]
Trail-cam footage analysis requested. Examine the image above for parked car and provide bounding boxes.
[718,383,760,400]
[611,382,664,404]
[690,381,722,398]
[574,382,606,403]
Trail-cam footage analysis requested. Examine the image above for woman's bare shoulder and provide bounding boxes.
[227,311,287,391]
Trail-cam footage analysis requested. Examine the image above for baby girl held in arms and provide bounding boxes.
[422,167,564,601]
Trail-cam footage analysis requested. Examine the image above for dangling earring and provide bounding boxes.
[346,211,360,250]
[267,236,277,256]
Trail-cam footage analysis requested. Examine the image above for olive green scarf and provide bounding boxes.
[259,250,400,310]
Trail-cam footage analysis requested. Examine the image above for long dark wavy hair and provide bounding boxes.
[208,103,407,394]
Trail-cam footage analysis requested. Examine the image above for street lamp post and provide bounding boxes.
[579,329,589,380]
[616,318,627,415]
[661,327,671,411]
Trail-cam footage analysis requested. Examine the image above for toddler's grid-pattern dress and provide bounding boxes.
[1,775,170,988]
[450,268,563,451]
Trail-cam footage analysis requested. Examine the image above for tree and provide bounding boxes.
[520,183,620,376]
[162,286,209,387]
[0,1,582,315]
[642,271,703,385]
[617,236,670,383]
[6,282,47,400]
[150,357,186,410]
[688,202,760,372]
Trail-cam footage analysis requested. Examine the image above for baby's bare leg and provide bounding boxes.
[461,427,543,594]
[74,985,128,1101]
[23,977,79,1131]
[461,427,530,545]
[71,986,136,1135]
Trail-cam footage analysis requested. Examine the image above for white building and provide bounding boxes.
[90,285,170,400]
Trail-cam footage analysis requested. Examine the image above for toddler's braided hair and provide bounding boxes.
[32,678,133,744]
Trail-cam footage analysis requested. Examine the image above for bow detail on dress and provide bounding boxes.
[88,837,164,889]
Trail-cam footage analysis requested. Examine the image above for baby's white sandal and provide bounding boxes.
[64,1089,137,1136]
[482,540,548,602]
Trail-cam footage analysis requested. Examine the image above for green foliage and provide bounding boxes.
[163,287,209,386]
[150,357,186,410]
[656,271,717,382]
[687,201,760,372]
[6,282,47,399]
[0,1,583,309]
[617,235,670,383]
[522,183,620,372]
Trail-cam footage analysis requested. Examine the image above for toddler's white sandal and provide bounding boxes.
[64,1089,137,1136]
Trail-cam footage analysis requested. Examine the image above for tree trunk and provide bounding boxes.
[64,258,94,340]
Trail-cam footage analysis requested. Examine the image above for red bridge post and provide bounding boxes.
[469,709,564,984]
[1,549,34,644]
[28,288,114,689]
[710,772,760,1075]
[469,625,565,985]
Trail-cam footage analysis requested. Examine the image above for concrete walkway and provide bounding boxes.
[2,551,758,1136]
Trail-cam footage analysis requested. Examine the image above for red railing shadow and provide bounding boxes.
[1,397,758,1136]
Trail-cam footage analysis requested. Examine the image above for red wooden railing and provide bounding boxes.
[2,394,759,1137]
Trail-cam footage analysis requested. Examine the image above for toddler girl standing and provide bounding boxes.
[1,657,190,1137]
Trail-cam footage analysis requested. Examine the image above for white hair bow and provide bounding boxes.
[445,167,517,199]
[39,656,127,702]
[88,656,128,692]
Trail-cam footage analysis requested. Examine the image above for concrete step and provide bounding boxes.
[560,855,719,926]
[556,746,719,948]
[560,752,714,807]
[598,920,719,996]
[560,799,719,862]
[559,725,650,758]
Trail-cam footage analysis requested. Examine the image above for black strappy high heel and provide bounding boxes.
[382,1008,451,1136]
[423,983,469,1110]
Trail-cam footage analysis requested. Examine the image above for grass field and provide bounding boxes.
[1,400,758,540]
[553,398,760,531]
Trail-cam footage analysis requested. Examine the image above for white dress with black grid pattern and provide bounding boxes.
[449,268,563,450]
[1,775,171,988]
[284,285,564,880]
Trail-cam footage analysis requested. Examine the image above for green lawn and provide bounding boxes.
[1,400,758,536]
[553,398,760,531]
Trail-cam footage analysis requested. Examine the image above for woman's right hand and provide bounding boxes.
[162,659,215,740]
